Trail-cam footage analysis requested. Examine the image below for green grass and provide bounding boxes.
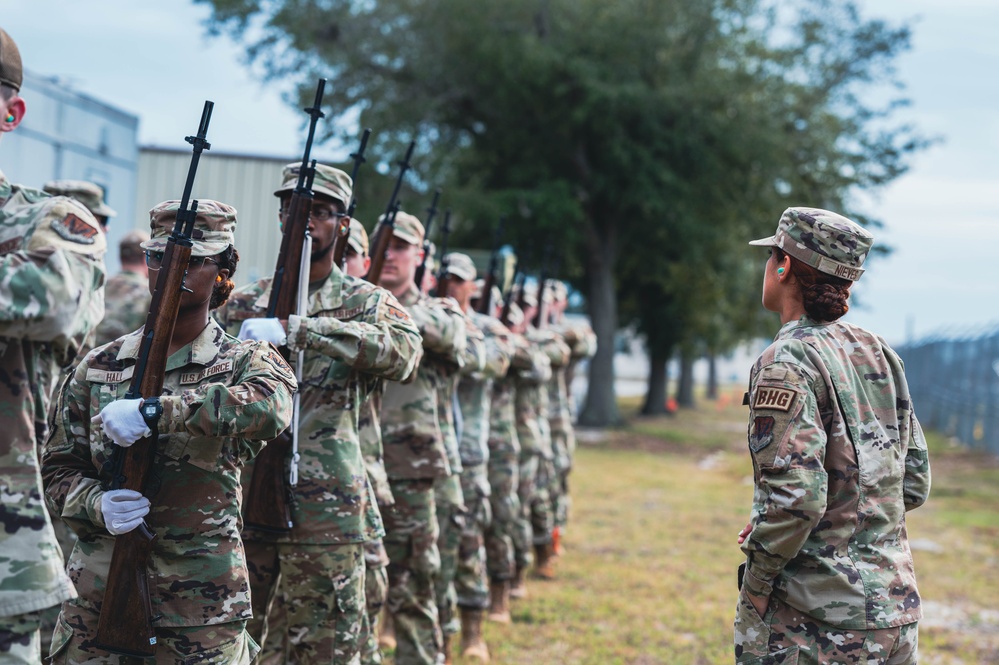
[390,390,999,664]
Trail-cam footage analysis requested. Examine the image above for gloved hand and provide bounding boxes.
[238,318,287,346]
[101,489,150,535]
[92,398,150,447]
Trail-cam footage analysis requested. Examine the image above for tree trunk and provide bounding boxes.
[579,224,621,427]
[677,349,695,408]
[641,345,671,415]
[706,352,718,400]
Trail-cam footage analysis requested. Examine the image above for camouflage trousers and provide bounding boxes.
[550,425,576,530]
[455,465,492,611]
[360,538,390,665]
[513,452,554,569]
[434,474,467,639]
[245,540,365,665]
[484,451,520,582]
[38,518,78,660]
[48,605,257,664]
[383,478,441,665]
[0,610,42,665]
[734,593,919,664]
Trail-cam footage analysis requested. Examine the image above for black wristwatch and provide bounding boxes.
[140,397,163,429]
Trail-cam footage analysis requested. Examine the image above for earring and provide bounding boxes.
[777,267,785,275]
[216,275,223,283]
[5,115,14,123]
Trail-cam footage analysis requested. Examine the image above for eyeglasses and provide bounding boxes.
[279,204,348,222]
[145,250,220,271]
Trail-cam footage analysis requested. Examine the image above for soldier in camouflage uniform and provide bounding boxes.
[485,301,545,611]
[0,28,108,665]
[42,180,117,234]
[216,165,422,665]
[374,211,469,665]
[94,230,151,347]
[546,281,597,550]
[344,217,394,665]
[443,254,514,660]
[736,208,931,665]
[41,199,298,663]
[512,286,569,583]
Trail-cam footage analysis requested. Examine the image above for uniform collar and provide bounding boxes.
[252,264,345,314]
[117,318,225,369]
[775,315,820,339]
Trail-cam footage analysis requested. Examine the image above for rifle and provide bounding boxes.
[434,209,453,298]
[533,248,558,329]
[94,101,214,658]
[412,188,441,290]
[333,128,372,269]
[243,79,326,533]
[499,252,523,325]
[365,140,416,283]
[475,217,506,315]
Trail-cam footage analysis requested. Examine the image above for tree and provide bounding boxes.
[198,0,927,425]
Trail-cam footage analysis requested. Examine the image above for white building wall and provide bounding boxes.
[136,148,296,283]
[3,71,139,275]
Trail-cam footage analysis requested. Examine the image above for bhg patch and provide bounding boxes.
[752,386,796,412]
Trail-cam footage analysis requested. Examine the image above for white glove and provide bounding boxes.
[92,398,150,447]
[101,489,150,535]
[238,318,287,346]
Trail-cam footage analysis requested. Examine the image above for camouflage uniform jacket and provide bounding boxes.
[489,331,542,458]
[514,328,566,458]
[41,320,297,626]
[0,171,106,618]
[435,304,486,474]
[215,268,422,544]
[741,316,931,630]
[561,317,597,420]
[94,269,151,347]
[381,285,467,480]
[458,312,513,467]
[359,386,394,507]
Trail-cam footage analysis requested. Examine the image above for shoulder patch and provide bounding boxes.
[384,303,411,323]
[752,386,796,412]
[53,212,99,245]
[750,416,775,452]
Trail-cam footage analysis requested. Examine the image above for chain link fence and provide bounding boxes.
[898,324,999,455]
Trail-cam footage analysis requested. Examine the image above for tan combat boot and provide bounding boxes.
[487,580,512,623]
[460,608,491,662]
[532,542,556,580]
[509,566,529,599]
[378,607,396,651]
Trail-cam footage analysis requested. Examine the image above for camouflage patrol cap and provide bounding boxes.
[274,163,352,207]
[119,229,150,263]
[552,280,568,302]
[346,217,369,255]
[43,180,117,218]
[518,284,538,308]
[749,207,873,281]
[443,252,477,281]
[0,28,22,92]
[142,200,237,257]
[376,210,424,246]
[505,301,525,327]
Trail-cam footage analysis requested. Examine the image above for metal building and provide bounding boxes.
[136,147,295,283]
[2,70,139,274]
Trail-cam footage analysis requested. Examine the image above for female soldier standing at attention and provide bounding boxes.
[735,207,931,665]
[41,200,297,663]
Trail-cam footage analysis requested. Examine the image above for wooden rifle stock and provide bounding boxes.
[475,217,506,314]
[244,79,327,533]
[333,128,372,269]
[413,188,441,290]
[365,140,416,284]
[95,101,214,657]
[433,209,453,298]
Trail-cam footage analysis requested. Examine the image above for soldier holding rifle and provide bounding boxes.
[216,162,422,664]
[42,198,298,663]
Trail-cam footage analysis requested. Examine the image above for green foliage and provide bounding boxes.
[197,0,930,423]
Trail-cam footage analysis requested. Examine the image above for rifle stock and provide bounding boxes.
[475,217,505,315]
[95,101,214,657]
[244,79,327,533]
[413,188,441,290]
[365,140,416,284]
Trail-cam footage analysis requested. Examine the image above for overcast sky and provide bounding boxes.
[3,0,997,345]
